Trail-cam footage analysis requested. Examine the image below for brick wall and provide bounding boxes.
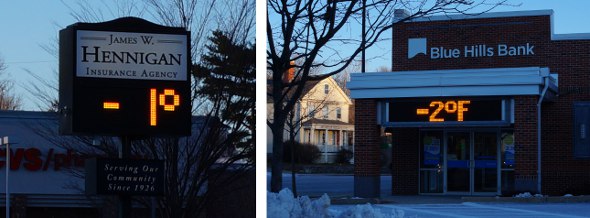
[353,99,380,176]
[391,128,419,194]
[513,96,539,192]
[348,13,590,195]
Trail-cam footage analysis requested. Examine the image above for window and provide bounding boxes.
[308,105,315,118]
[324,84,329,94]
[322,106,329,119]
[336,108,342,119]
[574,102,590,158]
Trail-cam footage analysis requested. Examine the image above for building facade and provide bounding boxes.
[348,10,590,197]
[299,77,354,163]
[0,111,253,217]
[267,77,354,163]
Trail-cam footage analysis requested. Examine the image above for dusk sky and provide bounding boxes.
[2,0,590,110]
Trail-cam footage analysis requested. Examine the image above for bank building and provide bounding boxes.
[348,10,590,197]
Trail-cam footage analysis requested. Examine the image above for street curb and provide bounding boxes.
[462,196,590,203]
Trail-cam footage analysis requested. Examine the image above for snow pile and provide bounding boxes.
[513,192,544,198]
[267,188,331,218]
[514,192,533,198]
[563,194,574,197]
[336,204,405,218]
[267,188,405,218]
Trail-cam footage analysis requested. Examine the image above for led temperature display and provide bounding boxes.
[59,17,191,136]
[389,98,502,123]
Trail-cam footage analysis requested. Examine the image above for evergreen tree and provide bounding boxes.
[193,31,256,161]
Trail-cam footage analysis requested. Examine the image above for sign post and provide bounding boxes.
[59,17,190,218]
[3,136,9,218]
[120,136,131,218]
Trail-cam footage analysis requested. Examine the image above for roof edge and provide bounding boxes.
[406,9,553,23]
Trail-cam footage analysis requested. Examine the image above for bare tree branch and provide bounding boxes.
[268,0,510,192]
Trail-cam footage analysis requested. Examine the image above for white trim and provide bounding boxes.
[348,67,557,99]
[408,10,553,23]
[404,9,590,42]
[552,33,590,41]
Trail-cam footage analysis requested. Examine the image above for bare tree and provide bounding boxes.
[376,65,390,72]
[214,0,255,45]
[333,62,360,97]
[0,58,22,110]
[267,0,510,192]
[25,1,255,217]
[283,78,335,196]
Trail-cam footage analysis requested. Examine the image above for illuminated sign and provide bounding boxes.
[389,98,502,123]
[415,100,471,122]
[0,147,84,171]
[59,17,191,136]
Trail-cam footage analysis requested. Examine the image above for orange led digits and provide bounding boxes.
[457,100,470,121]
[159,89,180,111]
[416,108,429,115]
[150,88,181,126]
[429,101,445,122]
[150,89,157,126]
[103,102,120,109]
[416,100,471,122]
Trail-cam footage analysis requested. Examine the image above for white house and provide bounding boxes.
[267,76,354,163]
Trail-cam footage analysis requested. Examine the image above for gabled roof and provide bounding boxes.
[300,77,352,105]
[267,76,352,105]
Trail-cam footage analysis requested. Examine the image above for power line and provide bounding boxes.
[5,60,56,64]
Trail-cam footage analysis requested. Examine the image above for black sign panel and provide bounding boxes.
[59,17,191,136]
[85,158,164,196]
[389,98,503,123]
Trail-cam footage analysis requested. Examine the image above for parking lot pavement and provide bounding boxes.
[331,202,590,218]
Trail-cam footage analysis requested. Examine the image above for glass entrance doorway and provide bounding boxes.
[420,130,499,195]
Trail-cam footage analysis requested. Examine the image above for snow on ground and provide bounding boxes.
[330,203,590,218]
[267,188,405,218]
[513,192,544,198]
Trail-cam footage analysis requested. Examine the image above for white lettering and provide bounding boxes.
[430,47,460,59]
[498,43,534,56]
[422,41,535,59]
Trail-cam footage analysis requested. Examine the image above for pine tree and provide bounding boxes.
[193,31,255,161]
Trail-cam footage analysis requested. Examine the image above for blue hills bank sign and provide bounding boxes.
[408,38,535,59]
[59,17,191,136]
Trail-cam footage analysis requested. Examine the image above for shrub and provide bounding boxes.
[283,140,321,164]
[336,149,353,164]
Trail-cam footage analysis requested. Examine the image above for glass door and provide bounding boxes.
[446,132,470,193]
[444,131,499,195]
[419,131,443,193]
[473,132,498,193]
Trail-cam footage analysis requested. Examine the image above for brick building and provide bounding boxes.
[348,10,590,197]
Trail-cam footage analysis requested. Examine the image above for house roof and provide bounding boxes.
[266,78,337,103]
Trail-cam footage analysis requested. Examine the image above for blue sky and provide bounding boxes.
[0,1,73,110]
[2,0,590,110]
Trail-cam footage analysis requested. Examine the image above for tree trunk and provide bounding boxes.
[290,133,297,196]
[270,126,284,192]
